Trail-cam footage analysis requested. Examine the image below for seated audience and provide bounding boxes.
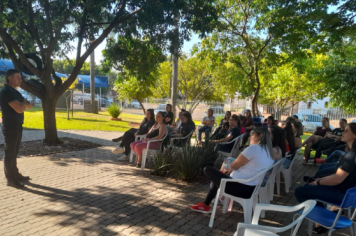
[211,115,241,153]
[282,122,297,168]
[261,125,287,187]
[302,117,332,164]
[112,109,156,160]
[190,127,274,213]
[312,119,347,162]
[291,121,302,148]
[239,116,246,134]
[241,109,254,147]
[169,109,186,133]
[292,115,304,136]
[171,111,196,146]
[211,111,231,137]
[130,111,167,168]
[295,123,356,234]
[210,122,229,140]
[163,104,174,125]
[284,122,297,155]
[197,109,215,144]
[262,115,275,129]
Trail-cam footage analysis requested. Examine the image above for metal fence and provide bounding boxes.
[69,92,356,128]
[265,106,356,128]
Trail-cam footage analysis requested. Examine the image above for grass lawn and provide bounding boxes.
[1,107,202,132]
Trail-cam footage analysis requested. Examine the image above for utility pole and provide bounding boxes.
[90,45,97,114]
[171,13,179,118]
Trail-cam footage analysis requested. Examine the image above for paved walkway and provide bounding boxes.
[0,130,350,236]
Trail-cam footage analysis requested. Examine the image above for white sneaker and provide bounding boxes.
[112,147,125,154]
[118,154,129,161]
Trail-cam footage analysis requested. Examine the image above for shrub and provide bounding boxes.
[107,103,121,118]
[152,148,178,177]
[152,142,219,182]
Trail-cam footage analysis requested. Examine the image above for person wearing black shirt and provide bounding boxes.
[0,69,33,188]
[295,123,356,232]
[171,111,196,146]
[112,109,155,160]
[312,119,347,161]
[211,114,241,153]
[163,104,174,125]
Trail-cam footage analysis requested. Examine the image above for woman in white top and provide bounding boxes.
[190,127,274,213]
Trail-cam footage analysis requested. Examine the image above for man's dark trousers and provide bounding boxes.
[2,124,22,180]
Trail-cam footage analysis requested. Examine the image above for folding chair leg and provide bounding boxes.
[283,172,290,193]
[209,189,221,227]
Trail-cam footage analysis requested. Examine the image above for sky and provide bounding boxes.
[66,33,201,65]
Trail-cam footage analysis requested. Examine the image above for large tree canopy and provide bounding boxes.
[0,0,218,145]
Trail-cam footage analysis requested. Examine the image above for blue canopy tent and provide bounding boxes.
[0,59,109,88]
[0,59,15,74]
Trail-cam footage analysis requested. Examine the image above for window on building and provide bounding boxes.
[325,101,329,108]
[307,102,312,109]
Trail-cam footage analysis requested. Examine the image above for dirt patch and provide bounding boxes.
[0,138,101,157]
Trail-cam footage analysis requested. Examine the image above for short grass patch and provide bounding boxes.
[0,107,202,131]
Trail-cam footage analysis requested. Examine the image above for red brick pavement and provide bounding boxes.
[0,130,352,236]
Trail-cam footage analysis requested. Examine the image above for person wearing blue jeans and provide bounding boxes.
[325,150,345,163]
[197,109,215,144]
[314,162,338,178]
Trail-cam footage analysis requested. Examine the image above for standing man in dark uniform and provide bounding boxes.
[0,69,32,188]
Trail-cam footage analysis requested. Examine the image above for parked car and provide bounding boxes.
[106,97,113,105]
[206,105,225,115]
[352,119,356,123]
[98,98,107,107]
[154,104,167,115]
[129,101,141,109]
[293,113,334,131]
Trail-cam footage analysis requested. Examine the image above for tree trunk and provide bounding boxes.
[138,100,146,114]
[66,97,69,120]
[251,93,259,117]
[43,98,61,145]
[251,63,261,117]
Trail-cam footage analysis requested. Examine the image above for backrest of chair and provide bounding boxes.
[186,130,194,145]
[231,135,243,157]
[261,159,283,187]
[251,166,274,197]
[286,147,302,169]
[340,187,356,209]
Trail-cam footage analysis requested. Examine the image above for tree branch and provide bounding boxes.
[59,1,142,95]
[43,0,53,40]
[257,35,272,59]
[0,27,43,78]
[27,0,45,56]
[47,9,71,59]
[3,41,43,99]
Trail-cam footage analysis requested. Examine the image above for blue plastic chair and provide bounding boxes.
[295,187,356,236]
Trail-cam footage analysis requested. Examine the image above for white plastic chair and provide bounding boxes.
[234,200,317,236]
[209,166,273,227]
[276,147,302,194]
[129,134,146,163]
[141,133,168,170]
[169,130,194,148]
[218,134,244,158]
[257,159,284,218]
